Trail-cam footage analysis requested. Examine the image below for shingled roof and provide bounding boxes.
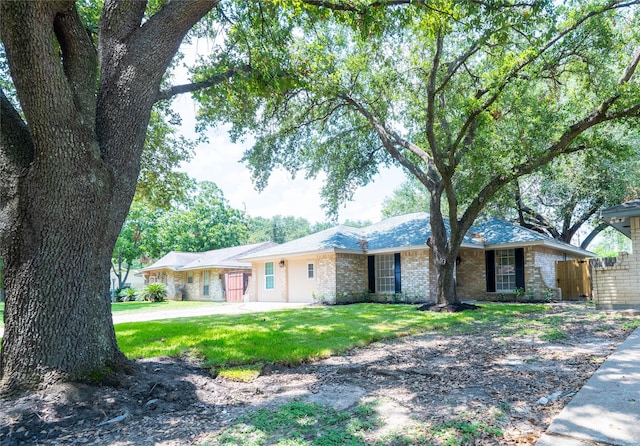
[141,242,276,272]
[600,199,640,238]
[240,212,592,260]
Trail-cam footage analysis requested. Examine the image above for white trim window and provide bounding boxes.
[203,270,210,296]
[495,249,516,292]
[307,263,315,279]
[265,262,275,290]
[375,254,395,293]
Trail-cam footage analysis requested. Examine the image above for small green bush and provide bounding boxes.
[139,283,167,302]
[118,288,137,302]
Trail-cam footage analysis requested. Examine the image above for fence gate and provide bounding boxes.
[225,272,245,303]
[556,260,591,300]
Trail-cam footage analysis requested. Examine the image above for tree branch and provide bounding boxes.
[581,222,608,250]
[565,203,600,242]
[0,0,92,157]
[99,0,147,45]
[0,89,34,174]
[515,182,560,238]
[156,65,252,102]
[620,46,640,84]
[339,93,438,190]
[452,0,638,165]
[53,4,98,132]
[0,89,34,251]
[460,69,640,236]
[426,34,444,171]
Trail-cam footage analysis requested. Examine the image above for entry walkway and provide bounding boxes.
[537,326,640,446]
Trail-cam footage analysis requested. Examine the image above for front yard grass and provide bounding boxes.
[115,303,547,377]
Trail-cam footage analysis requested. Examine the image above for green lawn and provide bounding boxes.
[115,303,546,377]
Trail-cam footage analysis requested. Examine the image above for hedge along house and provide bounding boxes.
[593,199,640,310]
[141,242,275,302]
[239,213,593,304]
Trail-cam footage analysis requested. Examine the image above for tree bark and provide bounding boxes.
[0,0,216,393]
[427,188,460,305]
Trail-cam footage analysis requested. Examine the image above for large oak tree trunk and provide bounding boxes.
[0,0,216,393]
[0,142,127,387]
[427,190,461,306]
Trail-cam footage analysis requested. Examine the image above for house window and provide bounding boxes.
[203,270,210,296]
[495,249,516,292]
[375,254,396,293]
[265,262,274,290]
[187,272,193,284]
[307,263,315,279]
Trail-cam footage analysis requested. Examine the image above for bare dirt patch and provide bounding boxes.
[1,304,637,445]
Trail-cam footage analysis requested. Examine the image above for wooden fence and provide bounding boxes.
[555,260,591,300]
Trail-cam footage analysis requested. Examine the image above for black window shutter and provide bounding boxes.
[367,255,375,293]
[515,248,525,289]
[485,250,496,292]
[394,253,402,293]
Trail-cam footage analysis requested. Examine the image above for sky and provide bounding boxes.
[173,45,406,225]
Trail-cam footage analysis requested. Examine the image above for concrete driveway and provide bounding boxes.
[112,301,311,324]
[0,302,311,338]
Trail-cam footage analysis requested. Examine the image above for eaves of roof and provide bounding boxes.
[139,264,181,272]
[178,262,252,271]
[600,199,640,218]
[485,239,594,257]
[238,247,361,262]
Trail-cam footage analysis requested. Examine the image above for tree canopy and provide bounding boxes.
[506,145,640,248]
[193,0,640,304]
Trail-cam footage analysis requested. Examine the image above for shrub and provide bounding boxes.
[118,288,137,302]
[139,283,167,302]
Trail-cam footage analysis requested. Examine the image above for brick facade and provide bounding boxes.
[250,244,582,304]
[316,254,338,303]
[398,249,431,301]
[334,253,368,303]
[456,248,486,299]
[593,216,640,309]
[460,246,575,301]
[144,268,245,302]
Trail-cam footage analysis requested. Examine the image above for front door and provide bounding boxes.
[225,272,245,302]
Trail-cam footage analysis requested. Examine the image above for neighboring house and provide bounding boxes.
[109,269,145,292]
[239,213,593,304]
[593,199,640,310]
[141,242,275,301]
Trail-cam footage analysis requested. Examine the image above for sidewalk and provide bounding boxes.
[537,326,640,446]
